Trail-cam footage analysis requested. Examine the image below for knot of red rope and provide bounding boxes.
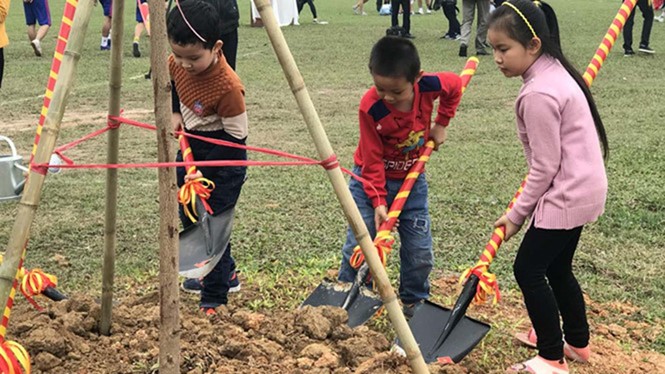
[320,154,339,170]
[107,114,123,129]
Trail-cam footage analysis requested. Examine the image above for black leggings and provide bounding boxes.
[0,48,4,89]
[514,224,589,361]
[297,0,318,19]
[391,0,411,33]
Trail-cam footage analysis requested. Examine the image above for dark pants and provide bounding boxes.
[177,129,247,308]
[297,0,318,19]
[442,1,460,36]
[513,224,589,361]
[623,0,653,50]
[220,29,238,71]
[391,0,411,33]
[0,48,4,89]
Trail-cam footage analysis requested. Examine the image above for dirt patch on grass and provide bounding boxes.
[6,275,665,373]
[0,108,153,133]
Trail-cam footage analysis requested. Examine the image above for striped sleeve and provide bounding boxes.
[217,86,248,139]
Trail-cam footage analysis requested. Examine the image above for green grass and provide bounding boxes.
[1,0,664,355]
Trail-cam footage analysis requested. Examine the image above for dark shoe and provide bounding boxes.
[403,32,416,39]
[476,48,489,56]
[144,69,152,80]
[459,44,468,57]
[132,42,141,58]
[638,44,655,54]
[624,48,635,56]
[181,278,203,294]
[228,270,241,293]
[402,300,424,320]
[181,270,241,295]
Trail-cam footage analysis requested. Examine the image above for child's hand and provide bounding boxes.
[184,170,203,182]
[172,113,184,137]
[430,124,447,150]
[494,215,522,241]
[374,205,389,232]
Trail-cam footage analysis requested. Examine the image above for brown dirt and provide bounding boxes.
[6,275,665,373]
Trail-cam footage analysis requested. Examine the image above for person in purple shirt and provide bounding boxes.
[486,1,609,373]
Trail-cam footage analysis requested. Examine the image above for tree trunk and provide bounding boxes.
[148,0,180,372]
[100,0,126,336]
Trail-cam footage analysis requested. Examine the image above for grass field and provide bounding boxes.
[1,0,664,357]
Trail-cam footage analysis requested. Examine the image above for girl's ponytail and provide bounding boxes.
[538,2,609,159]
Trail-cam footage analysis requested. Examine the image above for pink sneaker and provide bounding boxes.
[506,356,569,374]
[515,328,590,363]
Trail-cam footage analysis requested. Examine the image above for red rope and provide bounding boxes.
[33,115,381,201]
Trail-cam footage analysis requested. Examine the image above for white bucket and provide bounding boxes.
[0,136,29,202]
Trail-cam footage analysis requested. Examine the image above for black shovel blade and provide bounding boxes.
[42,286,68,302]
[301,280,383,328]
[179,204,235,279]
[399,300,490,364]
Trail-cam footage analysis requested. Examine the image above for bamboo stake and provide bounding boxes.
[99,0,126,336]
[148,0,180,371]
[252,0,428,372]
[0,0,96,329]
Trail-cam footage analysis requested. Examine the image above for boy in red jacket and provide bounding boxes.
[338,36,462,318]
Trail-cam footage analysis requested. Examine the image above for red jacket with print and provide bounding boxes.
[353,72,462,208]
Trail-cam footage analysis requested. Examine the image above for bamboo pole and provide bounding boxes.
[99,0,126,336]
[252,0,428,372]
[148,0,180,371]
[0,0,96,328]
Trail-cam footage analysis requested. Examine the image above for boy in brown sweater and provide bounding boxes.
[167,0,248,316]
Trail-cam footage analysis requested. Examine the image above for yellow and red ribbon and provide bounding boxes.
[177,135,215,222]
[19,269,58,312]
[0,339,31,374]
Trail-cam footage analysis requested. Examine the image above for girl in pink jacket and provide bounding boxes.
[486,1,608,373]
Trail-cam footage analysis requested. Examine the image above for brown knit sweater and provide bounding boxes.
[169,53,248,139]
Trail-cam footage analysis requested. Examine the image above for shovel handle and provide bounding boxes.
[178,134,198,176]
[474,177,527,269]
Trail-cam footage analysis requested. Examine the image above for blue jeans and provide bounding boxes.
[176,132,246,308]
[338,166,434,305]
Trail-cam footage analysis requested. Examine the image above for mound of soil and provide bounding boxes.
[9,291,415,374]
[6,276,665,373]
